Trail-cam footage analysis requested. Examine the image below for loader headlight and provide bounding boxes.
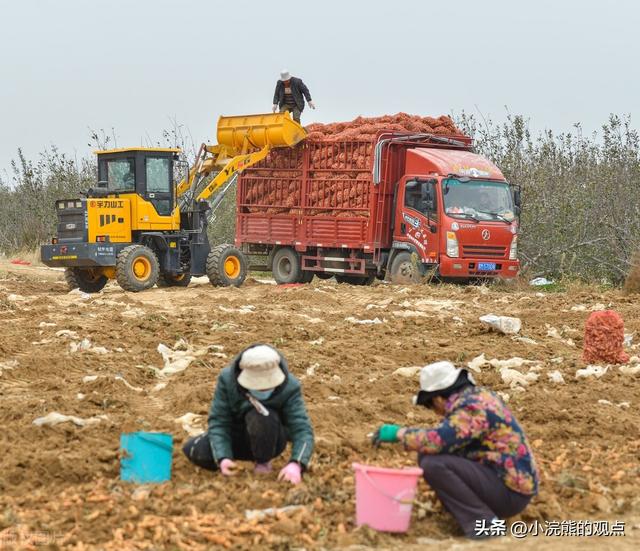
[57,202,65,210]
[509,235,518,260]
[446,231,459,258]
[75,201,82,208]
[67,201,75,208]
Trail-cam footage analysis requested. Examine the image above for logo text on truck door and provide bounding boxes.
[403,213,421,229]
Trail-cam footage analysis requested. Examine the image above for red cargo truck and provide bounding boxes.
[235,132,520,284]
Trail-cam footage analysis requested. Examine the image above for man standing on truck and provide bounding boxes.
[371,361,538,539]
[272,69,315,123]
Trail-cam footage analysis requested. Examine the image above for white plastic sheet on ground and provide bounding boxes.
[305,363,320,377]
[598,399,630,409]
[619,364,640,376]
[467,354,487,373]
[33,412,108,427]
[547,370,566,384]
[575,365,609,379]
[392,310,428,318]
[393,366,422,378]
[121,306,146,319]
[530,277,554,286]
[501,368,539,389]
[468,354,540,390]
[151,339,222,377]
[479,314,521,335]
[69,339,109,354]
[545,325,576,347]
[115,375,143,392]
[174,412,204,436]
[344,316,385,325]
[55,329,79,339]
[512,336,538,346]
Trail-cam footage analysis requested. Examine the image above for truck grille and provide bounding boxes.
[461,245,507,259]
[56,205,86,242]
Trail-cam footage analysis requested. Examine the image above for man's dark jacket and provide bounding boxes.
[207,345,314,467]
[273,77,312,111]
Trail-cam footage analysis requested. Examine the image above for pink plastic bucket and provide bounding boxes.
[352,462,423,532]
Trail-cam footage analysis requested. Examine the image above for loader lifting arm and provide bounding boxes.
[177,112,306,208]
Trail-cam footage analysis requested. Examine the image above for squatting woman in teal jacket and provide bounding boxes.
[183,344,314,484]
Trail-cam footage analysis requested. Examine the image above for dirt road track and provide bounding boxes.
[1,262,639,549]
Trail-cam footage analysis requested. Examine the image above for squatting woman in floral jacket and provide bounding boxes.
[373,361,539,539]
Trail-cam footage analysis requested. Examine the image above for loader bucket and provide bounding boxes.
[216,112,306,152]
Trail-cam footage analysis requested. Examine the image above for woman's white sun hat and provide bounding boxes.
[420,361,464,392]
[238,345,285,390]
[413,361,475,405]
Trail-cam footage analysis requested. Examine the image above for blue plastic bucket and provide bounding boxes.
[120,432,173,483]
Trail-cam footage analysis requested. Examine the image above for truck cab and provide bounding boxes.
[392,148,519,281]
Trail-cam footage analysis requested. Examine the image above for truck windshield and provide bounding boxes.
[443,179,515,222]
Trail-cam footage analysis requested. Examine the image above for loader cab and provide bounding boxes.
[96,148,180,216]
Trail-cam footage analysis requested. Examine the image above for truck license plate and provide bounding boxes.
[478,262,497,271]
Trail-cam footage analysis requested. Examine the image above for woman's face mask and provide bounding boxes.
[249,388,274,401]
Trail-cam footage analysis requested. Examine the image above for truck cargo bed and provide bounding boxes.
[237,139,387,249]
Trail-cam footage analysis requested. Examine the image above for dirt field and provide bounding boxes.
[1,262,640,550]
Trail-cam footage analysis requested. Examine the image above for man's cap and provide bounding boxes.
[280,69,291,81]
[238,345,286,390]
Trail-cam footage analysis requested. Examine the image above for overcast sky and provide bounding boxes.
[1,0,638,179]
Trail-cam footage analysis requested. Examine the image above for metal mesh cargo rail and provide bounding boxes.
[239,139,375,217]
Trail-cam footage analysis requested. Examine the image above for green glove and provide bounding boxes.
[372,424,401,447]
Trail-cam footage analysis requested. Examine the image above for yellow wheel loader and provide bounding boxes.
[40,113,306,292]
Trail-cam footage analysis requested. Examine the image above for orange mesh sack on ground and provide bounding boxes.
[582,310,629,364]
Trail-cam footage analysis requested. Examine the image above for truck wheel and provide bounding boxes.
[116,245,160,292]
[157,272,192,287]
[207,244,247,287]
[272,247,301,284]
[335,274,375,286]
[389,252,421,284]
[64,267,108,293]
[315,272,333,280]
[299,270,314,283]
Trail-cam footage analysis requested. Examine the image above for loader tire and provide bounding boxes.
[335,274,375,286]
[157,272,192,287]
[272,247,302,285]
[389,251,421,284]
[64,267,108,293]
[207,244,247,287]
[116,245,159,292]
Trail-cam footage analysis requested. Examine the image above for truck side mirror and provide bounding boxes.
[513,189,521,208]
[420,182,435,209]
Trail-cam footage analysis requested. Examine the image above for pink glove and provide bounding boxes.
[219,458,238,476]
[277,462,302,485]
